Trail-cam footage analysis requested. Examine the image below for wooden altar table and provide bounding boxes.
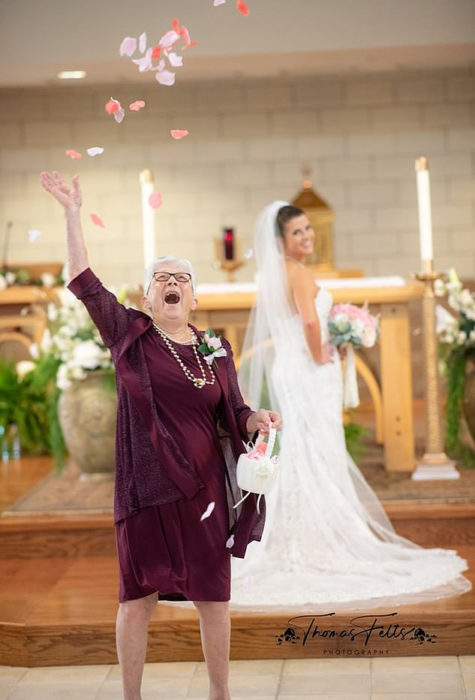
[191,276,425,473]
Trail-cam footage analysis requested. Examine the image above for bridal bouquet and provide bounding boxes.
[328,303,379,408]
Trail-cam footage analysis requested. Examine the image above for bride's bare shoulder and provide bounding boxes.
[286,261,317,295]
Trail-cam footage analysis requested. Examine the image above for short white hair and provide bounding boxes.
[144,256,197,294]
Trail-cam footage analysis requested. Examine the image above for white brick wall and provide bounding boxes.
[0,67,474,286]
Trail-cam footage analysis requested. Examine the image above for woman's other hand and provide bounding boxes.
[40,171,82,213]
[317,341,334,365]
[247,409,282,435]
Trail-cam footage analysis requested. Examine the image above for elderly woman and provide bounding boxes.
[40,171,281,700]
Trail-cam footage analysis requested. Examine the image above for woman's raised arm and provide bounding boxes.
[40,171,88,281]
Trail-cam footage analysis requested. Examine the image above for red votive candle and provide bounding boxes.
[223,227,234,261]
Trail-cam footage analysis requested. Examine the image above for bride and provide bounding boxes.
[231,200,471,609]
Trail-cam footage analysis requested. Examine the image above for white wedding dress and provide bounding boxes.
[231,285,471,610]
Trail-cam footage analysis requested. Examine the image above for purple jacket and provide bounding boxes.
[68,268,265,557]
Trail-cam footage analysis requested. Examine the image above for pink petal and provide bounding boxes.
[155,69,175,86]
[148,192,163,209]
[200,501,215,521]
[28,229,42,243]
[170,129,189,140]
[151,45,161,59]
[237,0,250,14]
[90,213,105,228]
[132,47,153,72]
[86,146,104,157]
[158,29,180,49]
[65,149,82,160]
[105,98,121,115]
[167,51,183,67]
[114,107,125,123]
[119,36,137,57]
[129,100,145,111]
[138,31,147,53]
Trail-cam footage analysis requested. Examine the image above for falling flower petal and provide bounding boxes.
[159,29,180,49]
[132,47,153,72]
[237,0,250,14]
[172,19,196,49]
[156,69,176,86]
[114,107,125,123]
[200,501,215,521]
[28,229,42,243]
[139,31,147,54]
[170,129,189,140]
[151,45,161,59]
[129,100,146,111]
[214,0,226,5]
[65,149,82,160]
[119,36,137,57]
[90,213,105,228]
[148,192,163,209]
[86,146,104,157]
[105,98,121,115]
[225,534,234,548]
[167,51,183,67]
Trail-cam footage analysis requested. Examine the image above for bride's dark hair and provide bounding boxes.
[276,205,305,237]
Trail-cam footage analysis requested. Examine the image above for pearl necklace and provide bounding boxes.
[152,322,215,389]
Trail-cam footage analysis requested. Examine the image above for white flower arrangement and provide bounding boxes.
[435,268,475,351]
[32,285,133,391]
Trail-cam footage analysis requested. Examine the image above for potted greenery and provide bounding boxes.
[435,269,475,466]
[29,285,132,478]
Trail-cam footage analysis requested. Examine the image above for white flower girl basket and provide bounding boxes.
[233,427,279,513]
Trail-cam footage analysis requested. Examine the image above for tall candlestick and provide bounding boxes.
[140,169,155,270]
[415,157,433,263]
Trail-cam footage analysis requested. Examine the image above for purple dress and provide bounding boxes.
[116,328,231,602]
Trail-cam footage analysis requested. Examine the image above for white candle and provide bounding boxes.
[140,169,155,269]
[415,156,433,262]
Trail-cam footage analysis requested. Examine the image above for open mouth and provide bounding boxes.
[164,291,180,305]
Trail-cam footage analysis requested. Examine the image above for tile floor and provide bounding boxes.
[0,656,474,700]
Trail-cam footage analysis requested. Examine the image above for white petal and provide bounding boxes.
[200,501,215,521]
[119,36,137,57]
[155,69,176,86]
[86,146,104,157]
[159,29,180,48]
[114,107,125,124]
[167,52,183,68]
[139,31,147,53]
[225,534,234,548]
[28,229,42,243]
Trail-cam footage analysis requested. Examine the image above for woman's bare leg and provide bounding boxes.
[193,600,231,700]
[116,592,158,700]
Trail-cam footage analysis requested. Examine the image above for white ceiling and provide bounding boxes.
[1,0,474,86]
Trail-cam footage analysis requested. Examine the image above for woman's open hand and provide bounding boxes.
[40,171,82,212]
[247,409,282,435]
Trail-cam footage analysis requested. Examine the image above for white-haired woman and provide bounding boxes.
[40,171,281,700]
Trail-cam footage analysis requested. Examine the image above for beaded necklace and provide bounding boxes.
[152,322,215,389]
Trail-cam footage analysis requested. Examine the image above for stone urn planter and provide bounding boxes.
[58,370,117,480]
[463,363,475,443]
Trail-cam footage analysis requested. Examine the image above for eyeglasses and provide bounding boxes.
[146,270,193,293]
[152,271,192,284]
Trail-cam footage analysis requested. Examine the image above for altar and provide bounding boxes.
[191,276,425,473]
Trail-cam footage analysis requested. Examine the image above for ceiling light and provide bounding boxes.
[57,70,86,80]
